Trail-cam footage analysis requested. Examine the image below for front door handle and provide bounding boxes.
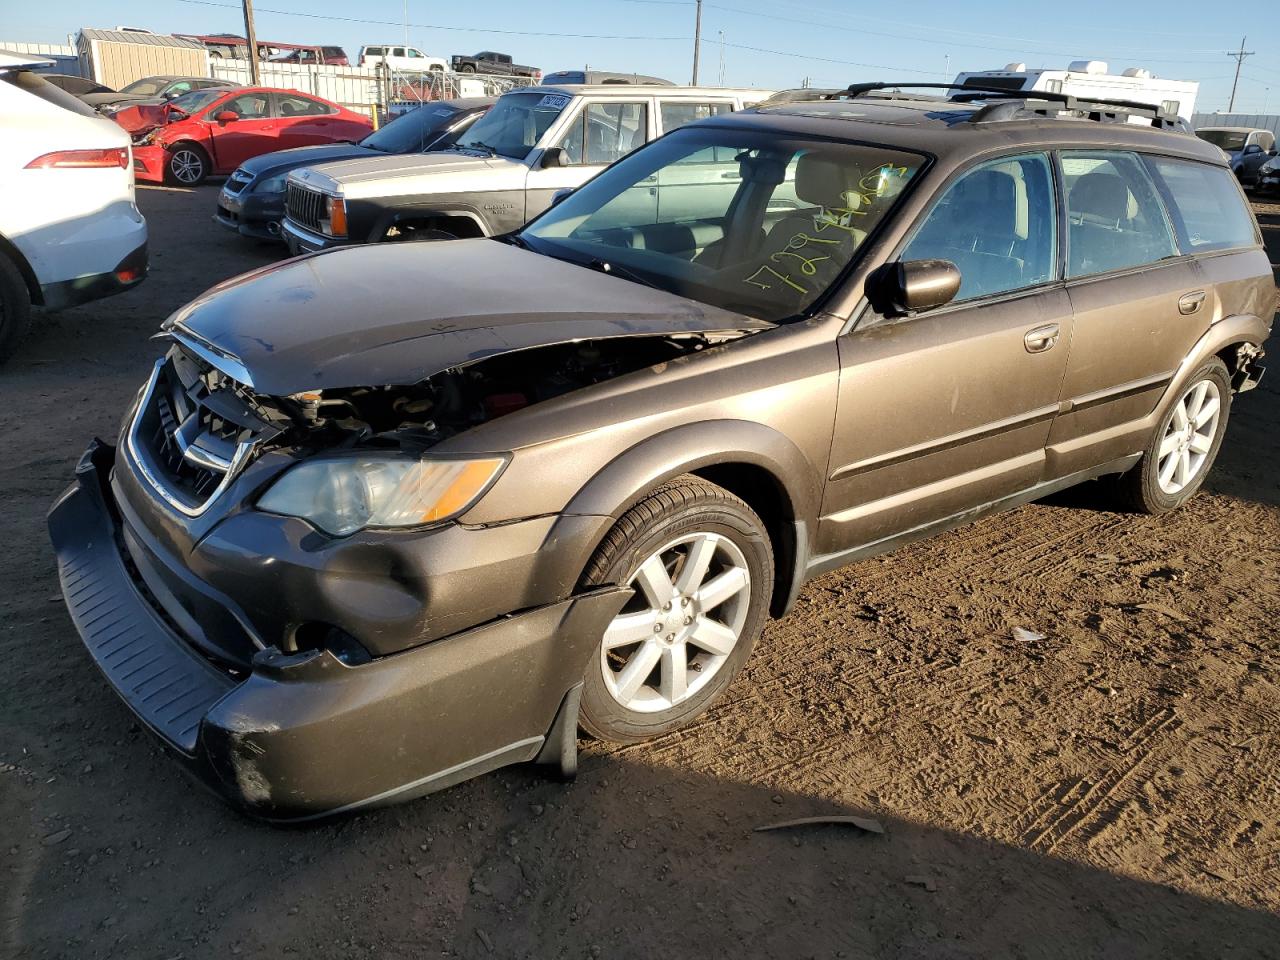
[1024,323,1060,354]
[1178,290,1206,315]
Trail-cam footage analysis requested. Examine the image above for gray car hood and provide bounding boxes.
[167,239,771,396]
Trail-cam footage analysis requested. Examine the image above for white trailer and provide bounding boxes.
[954,61,1198,120]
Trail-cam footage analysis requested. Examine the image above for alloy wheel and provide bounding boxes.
[1157,378,1222,495]
[170,149,205,185]
[600,532,751,713]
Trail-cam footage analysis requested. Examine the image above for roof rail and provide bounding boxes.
[825,82,1184,129]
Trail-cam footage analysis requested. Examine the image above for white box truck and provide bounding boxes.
[954,61,1198,120]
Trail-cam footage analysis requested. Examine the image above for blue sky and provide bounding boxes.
[9,0,1279,112]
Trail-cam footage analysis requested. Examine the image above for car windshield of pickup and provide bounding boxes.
[454,91,568,160]
[519,127,923,322]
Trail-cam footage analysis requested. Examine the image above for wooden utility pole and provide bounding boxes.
[1227,36,1254,113]
[242,0,260,86]
[691,0,702,85]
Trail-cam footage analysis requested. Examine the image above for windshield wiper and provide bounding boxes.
[585,257,659,290]
[459,140,497,157]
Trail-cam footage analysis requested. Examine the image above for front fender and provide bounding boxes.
[548,420,822,616]
[367,205,490,242]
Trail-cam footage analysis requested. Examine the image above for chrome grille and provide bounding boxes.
[285,182,325,232]
[127,351,267,517]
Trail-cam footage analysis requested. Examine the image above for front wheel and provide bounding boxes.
[1116,358,1231,514]
[578,476,774,743]
[166,144,209,186]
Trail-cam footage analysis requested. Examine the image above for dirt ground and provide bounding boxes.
[2,186,1278,960]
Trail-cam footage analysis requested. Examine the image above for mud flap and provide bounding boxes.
[535,682,583,780]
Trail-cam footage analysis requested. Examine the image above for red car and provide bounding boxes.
[129,87,372,186]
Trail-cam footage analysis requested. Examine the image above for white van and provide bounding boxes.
[358,45,449,74]
[0,52,148,365]
[954,61,1198,120]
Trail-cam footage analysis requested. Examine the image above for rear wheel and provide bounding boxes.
[1116,358,1231,514]
[0,254,32,368]
[579,476,773,743]
[166,144,209,186]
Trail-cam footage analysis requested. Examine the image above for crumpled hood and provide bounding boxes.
[167,239,771,396]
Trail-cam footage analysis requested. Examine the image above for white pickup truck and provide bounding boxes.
[280,84,771,254]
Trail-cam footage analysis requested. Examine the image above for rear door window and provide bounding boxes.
[659,101,733,132]
[901,153,1058,302]
[1145,157,1258,253]
[276,93,335,117]
[1061,151,1178,278]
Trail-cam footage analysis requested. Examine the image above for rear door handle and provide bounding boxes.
[1024,323,1060,354]
[1178,290,1206,315]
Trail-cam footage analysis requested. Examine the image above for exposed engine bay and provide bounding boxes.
[166,332,749,458]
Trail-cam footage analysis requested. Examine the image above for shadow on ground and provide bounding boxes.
[4,742,1279,960]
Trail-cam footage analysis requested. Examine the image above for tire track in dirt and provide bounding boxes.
[1019,706,1182,854]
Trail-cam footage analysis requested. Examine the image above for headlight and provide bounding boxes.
[257,454,507,536]
[320,195,348,237]
[255,172,290,193]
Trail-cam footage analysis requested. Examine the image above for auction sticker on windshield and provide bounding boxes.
[538,94,571,109]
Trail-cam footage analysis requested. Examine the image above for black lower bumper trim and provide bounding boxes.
[48,440,235,754]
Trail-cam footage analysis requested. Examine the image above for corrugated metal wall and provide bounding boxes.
[83,39,208,89]
[1191,113,1280,136]
[0,40,84,75]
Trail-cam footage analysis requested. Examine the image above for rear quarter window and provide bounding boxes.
[1146,157,1259,253]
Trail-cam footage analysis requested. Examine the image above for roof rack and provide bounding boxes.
[824,82,1185,130]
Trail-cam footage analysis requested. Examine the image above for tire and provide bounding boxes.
[405,227,456,242]
[1115,358,1231,515]
[166,143,209,186]
[460,64,476,74]
[578,475,774,743]
[0,254,32,368]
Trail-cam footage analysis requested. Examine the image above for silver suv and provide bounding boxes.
[280,84,771,253]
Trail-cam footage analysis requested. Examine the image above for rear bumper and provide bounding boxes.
[49,440,628,821]
[39,239,148,310]
[215,187,284,241]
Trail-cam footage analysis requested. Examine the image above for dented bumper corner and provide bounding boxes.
[48,440,629,821]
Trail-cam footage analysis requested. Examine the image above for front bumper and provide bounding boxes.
[1256,172,1280,195]
[280,216,349,256]
[215,186,285,241]
[49,440,628,820]
[131,145,169,184]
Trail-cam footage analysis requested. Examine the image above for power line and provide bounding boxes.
[717,39,940,75]
[1226,36,1255,112]
[173,0,688,41]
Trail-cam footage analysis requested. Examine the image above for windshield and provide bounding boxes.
[1196,130,1248,151]
[121,77,166,96]
[172,89,226,116]
[361,104,460,152]
[455,91,569,160]
[520,127,923,322]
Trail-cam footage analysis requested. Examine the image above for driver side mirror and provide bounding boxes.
[550,188,573,207]
[540,147,567,169]
[874,259,962,316]
[1243,143,1262,155]
[215,110,239,124]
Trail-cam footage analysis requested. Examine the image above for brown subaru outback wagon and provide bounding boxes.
[50,85,1273,820]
